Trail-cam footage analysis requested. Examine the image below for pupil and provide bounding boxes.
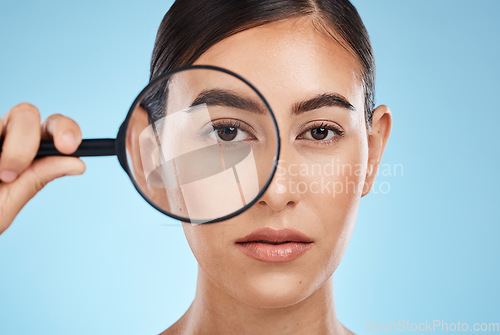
[311,128,327,140]
[218,127,237,141]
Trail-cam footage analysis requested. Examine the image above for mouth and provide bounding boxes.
[235,227,314,263]
[248,240,297,245]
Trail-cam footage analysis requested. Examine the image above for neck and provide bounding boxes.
[174,265,349,335]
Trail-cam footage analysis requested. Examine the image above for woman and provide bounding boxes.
[0,0,391,334]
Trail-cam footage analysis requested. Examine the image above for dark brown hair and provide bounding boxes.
[148,0,375,128]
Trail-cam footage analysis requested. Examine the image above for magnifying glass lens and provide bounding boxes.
[124,67,279,224]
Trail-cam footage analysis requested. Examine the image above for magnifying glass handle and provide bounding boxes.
[0,138,117,158]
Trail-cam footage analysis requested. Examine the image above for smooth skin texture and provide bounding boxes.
[163,16,391,335]
[0,15,391,335]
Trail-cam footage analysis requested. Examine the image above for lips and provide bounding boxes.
[235,227,313,263]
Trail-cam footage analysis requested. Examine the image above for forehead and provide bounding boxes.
[192,16,364,112]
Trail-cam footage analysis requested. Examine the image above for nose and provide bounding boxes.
[257,151,301,212]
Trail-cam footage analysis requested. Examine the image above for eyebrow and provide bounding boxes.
[189,89,265,114]
[189,89,355,115]
[291,93,355,115]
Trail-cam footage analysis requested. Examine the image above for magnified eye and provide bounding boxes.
[209,119,254,143]
[217,126,242,141]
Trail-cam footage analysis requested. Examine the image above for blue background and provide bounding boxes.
[0,1,499,334]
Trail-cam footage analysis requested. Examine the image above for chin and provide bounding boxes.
[233,270,319,309]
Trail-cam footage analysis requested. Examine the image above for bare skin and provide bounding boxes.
[0,103,85,235]
[0,15,391,335]
[161,16,391,335]
[165,271,353,335]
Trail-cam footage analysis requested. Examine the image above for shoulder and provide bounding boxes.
[159,314,190,335]
[159,324,181,335]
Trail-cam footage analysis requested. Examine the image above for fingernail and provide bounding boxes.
[61,132,76,148]
[0,170,18,183]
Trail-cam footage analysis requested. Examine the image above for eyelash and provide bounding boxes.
[205,120,345,146]
[203,119,255,147]
[298,121,345,145]
[211,120,253,135]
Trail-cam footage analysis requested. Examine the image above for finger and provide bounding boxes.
[0,102,41,183]
[41,114,82,155]
[0,155,86,232]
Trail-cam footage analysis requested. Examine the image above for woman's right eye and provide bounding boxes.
[207,120,255,143]
[213,126,251,142]
[216,126,237,141]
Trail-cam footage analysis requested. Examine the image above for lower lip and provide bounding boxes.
[235,241,313,263]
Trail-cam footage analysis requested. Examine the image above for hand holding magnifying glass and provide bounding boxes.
[0,65,281,232]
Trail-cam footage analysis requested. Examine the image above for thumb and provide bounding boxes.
[0,156,85,234]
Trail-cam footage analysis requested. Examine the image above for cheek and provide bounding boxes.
[182,221,240,283]
[181,221,263,304]
[179,133,369,307]
[297,135,368,263]
[182,222,228,260]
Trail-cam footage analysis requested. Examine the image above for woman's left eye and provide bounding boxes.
[299,123,345,143]
[305,127,335,141]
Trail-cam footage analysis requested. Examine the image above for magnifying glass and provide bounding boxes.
[0,65,281,224]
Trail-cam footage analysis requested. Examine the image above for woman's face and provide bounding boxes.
[182,16,370,308]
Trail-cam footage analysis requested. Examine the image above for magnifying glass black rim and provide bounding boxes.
[116,64,281,224]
